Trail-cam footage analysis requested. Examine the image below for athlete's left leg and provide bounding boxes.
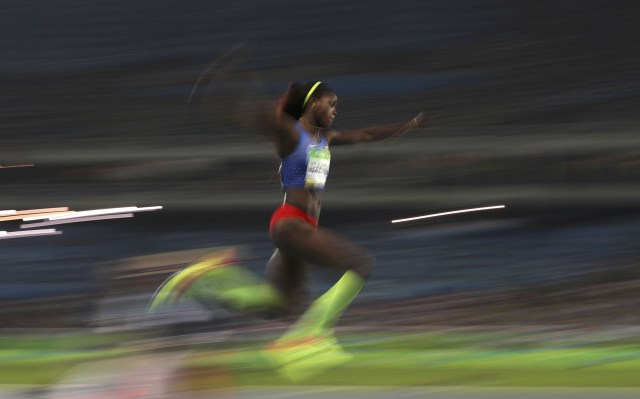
[264,248,309,318]
[147,247,285,317]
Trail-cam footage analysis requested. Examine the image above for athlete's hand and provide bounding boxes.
[393,111,433,140]
[410,111,434,129]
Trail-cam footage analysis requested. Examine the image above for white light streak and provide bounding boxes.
[23,206,162,221]
[0,210,16,216]
[21,213,134,229]
[23,206,135,221]
[391,205,506,224]
[0,229,61,239]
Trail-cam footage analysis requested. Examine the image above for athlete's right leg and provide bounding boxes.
[263,218,373,379]
[270,218,373,280]
[264,249,309,318]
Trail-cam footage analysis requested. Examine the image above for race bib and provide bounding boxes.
[305,146,331,189]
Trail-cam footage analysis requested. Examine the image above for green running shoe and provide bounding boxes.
[261,332,353,382]
[147,247,239,313]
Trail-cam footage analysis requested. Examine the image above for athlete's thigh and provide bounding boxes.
[271,219,371,275]
[264,248,308,304]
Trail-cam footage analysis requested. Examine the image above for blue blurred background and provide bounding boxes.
[1,0,639,330]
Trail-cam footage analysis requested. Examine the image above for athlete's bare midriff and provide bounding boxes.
[284,188,323,219]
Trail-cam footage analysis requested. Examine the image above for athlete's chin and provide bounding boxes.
[323,118,335,128]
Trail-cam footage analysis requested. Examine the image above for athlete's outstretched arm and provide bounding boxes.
[328,112,430,145]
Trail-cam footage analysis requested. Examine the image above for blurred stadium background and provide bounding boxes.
[1,0,639,396]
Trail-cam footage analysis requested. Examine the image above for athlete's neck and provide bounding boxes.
[300,117,323,139]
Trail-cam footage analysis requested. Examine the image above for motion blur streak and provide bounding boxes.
[391,205,505,223]
[21,213,134,229]
[0,229,61,239]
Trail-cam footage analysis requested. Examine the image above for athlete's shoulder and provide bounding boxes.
[324,129,341,145]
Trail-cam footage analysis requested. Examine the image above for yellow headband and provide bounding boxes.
[302,81,322,108]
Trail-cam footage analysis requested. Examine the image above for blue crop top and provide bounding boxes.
[280,121,331,191]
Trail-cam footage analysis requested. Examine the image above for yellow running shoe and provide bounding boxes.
[147,247,239,313]
[261,333,353,382]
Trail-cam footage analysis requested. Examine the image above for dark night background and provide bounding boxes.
[1,0,639,328]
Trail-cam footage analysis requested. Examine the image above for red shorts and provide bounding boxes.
[269,203,319,234]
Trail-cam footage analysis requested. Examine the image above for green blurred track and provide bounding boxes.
[2,331,639,389]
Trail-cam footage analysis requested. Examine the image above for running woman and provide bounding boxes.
[149,80,428,372]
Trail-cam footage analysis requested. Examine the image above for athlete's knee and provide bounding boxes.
[348,250,374,280]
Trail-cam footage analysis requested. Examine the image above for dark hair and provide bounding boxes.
[281,81,334,120]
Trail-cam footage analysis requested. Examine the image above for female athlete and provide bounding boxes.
[149,80,428,372]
